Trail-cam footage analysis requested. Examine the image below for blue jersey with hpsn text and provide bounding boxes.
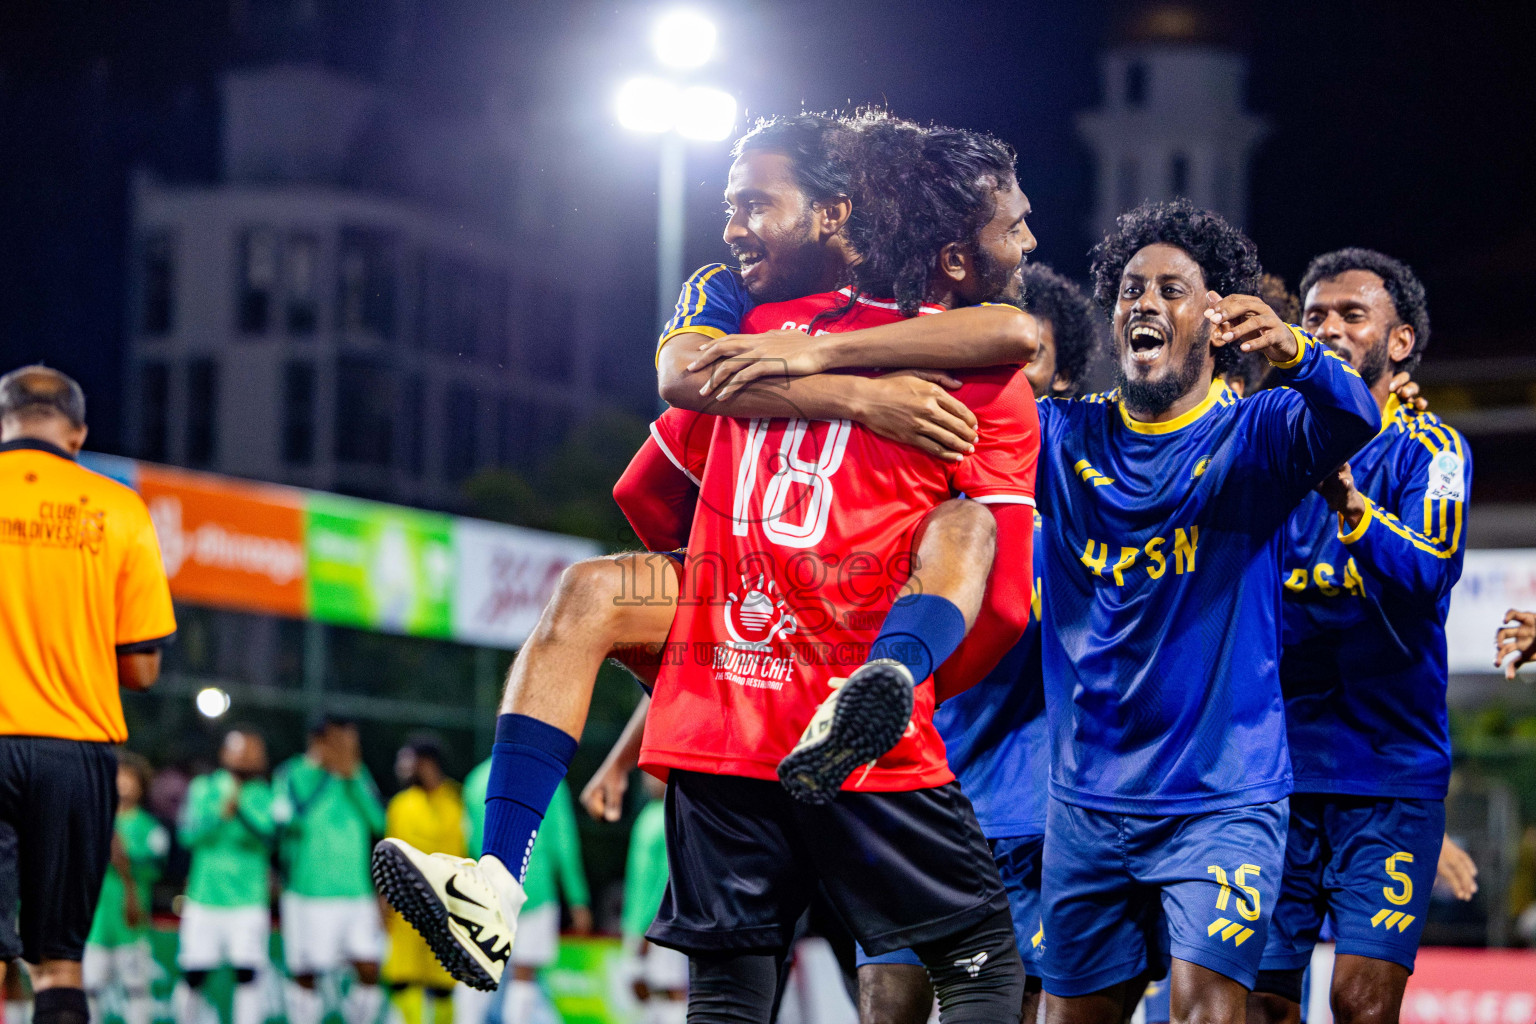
[1280,396,1470,799]
[1034,330,1380,815]
[934,512,1048,838]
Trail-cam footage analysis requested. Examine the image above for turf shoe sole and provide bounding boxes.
[371,838,512,991]
[777,659,915,804]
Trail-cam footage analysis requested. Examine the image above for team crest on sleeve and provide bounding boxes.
[1426,450,1465,501]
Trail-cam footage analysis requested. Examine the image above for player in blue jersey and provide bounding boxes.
[1030,200,1380,1024]
[855,263,1104,1024]
[1250,249,1470,1024]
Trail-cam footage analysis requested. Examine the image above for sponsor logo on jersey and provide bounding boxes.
[1426,450,1465,501]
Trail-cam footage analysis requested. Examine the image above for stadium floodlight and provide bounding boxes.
[616,76,680,134]
[196,686,231,718]
[675,85,737,141]
[652,10,717,69]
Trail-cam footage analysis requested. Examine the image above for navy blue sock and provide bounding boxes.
[867,594,967,684]
[483,714,578,883]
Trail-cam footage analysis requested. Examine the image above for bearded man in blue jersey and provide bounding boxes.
[855,263,1104,1024]
[1249,249,1469,1024]
[1031,200,1380,1024]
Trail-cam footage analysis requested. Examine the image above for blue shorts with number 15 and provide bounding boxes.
[1038,797,1288,996]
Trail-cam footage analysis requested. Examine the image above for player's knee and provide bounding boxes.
[233,968,258,985]
[183,971,210,990]
[293,974,318,990]
[927,499,997,553]
[543,557,630,636]
[352,962,380,985]
[1330,972,1399,1024]
[913,909,1026,1022]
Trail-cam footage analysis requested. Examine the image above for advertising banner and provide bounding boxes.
[137,464,307,618]
[1399,948,1536,1024]
[452,519,601,648]
[1447,549,1536,675]
[305,493,454,638]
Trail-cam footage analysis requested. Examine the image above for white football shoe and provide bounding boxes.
[371,838,525,990]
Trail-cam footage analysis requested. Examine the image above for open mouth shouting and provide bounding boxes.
[1126,319,1169,369]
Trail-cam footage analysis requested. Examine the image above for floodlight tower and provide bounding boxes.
[615,10,737,335]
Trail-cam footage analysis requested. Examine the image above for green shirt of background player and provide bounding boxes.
[463,764,591,929]
[87,755,169,949]
[621,793,668,946]
[180,743,276,908]
[274,724,386,899]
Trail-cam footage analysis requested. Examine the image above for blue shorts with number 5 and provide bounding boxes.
[1038,797,1288,996]
[1259,794,1444,976]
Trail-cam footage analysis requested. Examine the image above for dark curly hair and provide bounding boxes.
[838,113,1018,315]
[1299,247,1430,374]
[732,113,852,210]
[1089,199,1262,374]
[1020,264,1101,396]
[1258,273,1301,324]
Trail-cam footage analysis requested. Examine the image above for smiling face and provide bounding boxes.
[1301,269,1408,388]
[1112,243,1216,416]
[959,181,1036,306]
[722,149,846,302]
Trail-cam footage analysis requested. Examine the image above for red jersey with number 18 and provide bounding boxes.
[639,290,1040,791]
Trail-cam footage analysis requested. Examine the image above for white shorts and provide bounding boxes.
[511,904,559,969]
[177,902,271,972]
[280,894,384,974]
[83,940,153,992]
[642,943,688,993]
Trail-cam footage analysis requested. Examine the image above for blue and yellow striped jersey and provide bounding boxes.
[656,263,754,361]
[1034,331,1380,815]
[933,512,1048,839]
[1280,396,1469,799]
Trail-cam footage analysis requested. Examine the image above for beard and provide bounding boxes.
[1354,334,1391,389]
[732,211,826,303]
[1117,319,1212,418]
[972,244,1023,304]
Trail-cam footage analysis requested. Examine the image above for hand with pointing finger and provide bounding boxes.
[1203,292,1298,365]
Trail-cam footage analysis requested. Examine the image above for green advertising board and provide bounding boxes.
[304,493,454,637]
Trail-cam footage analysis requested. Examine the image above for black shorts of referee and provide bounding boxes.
[0,738,119,966]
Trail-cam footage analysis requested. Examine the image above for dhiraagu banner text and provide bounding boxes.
[305,493,454,637]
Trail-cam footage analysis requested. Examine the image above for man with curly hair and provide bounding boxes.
[1030,200,1379,1024]
[1251,249,1469,1024]
[854,263,1105,1024]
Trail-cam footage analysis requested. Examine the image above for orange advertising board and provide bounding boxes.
[137,464,307,618]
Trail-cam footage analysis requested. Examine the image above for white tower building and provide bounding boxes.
[1077,5,1267,239]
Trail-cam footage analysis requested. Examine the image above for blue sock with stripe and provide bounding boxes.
[482,714,578,883]
[867,593,967,684]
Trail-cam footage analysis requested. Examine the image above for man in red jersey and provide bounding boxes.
[636,123,1039,1024]
[371,114,1039,997]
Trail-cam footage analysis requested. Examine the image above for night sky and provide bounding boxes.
[3,0,1532,452]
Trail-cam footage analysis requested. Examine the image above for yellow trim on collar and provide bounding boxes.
[1118,379,1230,435]
[1379,393,1403,436]
[1338,496,1374,544]
[1267,325,1311,371]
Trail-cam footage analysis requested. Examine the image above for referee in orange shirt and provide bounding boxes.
[0,366,175,1024]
